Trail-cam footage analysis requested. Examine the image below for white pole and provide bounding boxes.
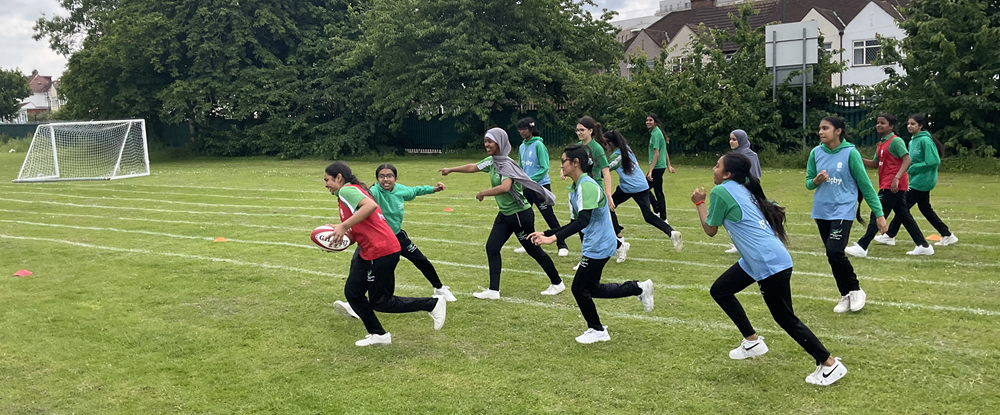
[50,124,60,178]
[140,120,150,175]
[15,126,41,181]
[110,122,133,178]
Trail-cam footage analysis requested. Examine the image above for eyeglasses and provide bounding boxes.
[560,158,570,164]
[377,174,395,179]
[575,128,587,132]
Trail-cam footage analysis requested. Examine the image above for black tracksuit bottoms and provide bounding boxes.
[710,263,831,365]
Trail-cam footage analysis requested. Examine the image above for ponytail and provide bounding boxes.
[722,153,788,243]
[325,161,367,189]
[603,130,636,175]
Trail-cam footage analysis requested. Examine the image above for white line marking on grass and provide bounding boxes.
[0,212,974,288]
[0,233,990,357]
[0,197,335,220]
[0,220,321,250]
[0,209,307,232]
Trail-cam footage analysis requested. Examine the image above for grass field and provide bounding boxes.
[1,151,999,414]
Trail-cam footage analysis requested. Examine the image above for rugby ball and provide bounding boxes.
[311,225,354,252]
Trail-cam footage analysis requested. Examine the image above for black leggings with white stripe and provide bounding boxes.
[485,209,562,291]
[710,263,830,365]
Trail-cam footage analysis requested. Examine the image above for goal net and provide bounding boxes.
[14,119,150,183]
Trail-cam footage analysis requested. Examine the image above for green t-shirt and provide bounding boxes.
[570,177,607,219]
[872,133,908,162]
[705,183,742,226]
[578,139,609,189]
[335,185,366,211]
[648,127,668,168]
[478,157,530,216]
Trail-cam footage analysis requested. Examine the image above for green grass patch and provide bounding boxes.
[1,152,999,413]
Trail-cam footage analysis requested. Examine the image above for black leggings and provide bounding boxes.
[609,186,675,236]
[710,263,831,365]
[573,256,642,330]
[857,189,927,249]
[524,183,567,249]
[815,219,860,296]
[886,189,952,238]
[397,230,443,288]
[344,251,437,335]
[647,168,667,220]
[485,209,562,291]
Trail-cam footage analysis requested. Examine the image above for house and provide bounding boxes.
[619,0,909,86]
[17,70,62,123]
[620,29,670,79]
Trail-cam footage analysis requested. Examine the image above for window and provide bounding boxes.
[853,39,880,66]
[824,42,833,54]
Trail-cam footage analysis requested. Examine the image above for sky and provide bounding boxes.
[0,0,657,80]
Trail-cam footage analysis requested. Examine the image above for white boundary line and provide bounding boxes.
[2,196,995,267]
[9,185,1000,224]
[3,219,992,307]
[0,233,991,357]
[0,212,978,288]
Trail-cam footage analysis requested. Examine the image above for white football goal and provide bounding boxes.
[13,119,150,183]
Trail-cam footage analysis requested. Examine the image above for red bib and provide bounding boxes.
[338,184,400,260]
[877,135,908,191]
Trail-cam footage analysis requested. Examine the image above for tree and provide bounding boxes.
[359,0,622,136]
[0,68,32,121]
[40,0,379,158]
[578,3,843,152]
[873,0,1000,154]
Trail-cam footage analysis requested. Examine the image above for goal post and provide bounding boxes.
[13,119,150,183]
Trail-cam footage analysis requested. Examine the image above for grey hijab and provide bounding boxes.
[732,129,761,179]
[485,128,557,207]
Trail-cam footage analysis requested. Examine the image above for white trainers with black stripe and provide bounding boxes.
[806,357,848,386]
[729,336,768,359]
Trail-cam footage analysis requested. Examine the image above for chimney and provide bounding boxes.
[32,69,39,76]
[691,0,714,9]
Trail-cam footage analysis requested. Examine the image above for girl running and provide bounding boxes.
[724,129,761,254]
[806,116,886,313]
[529,144,654,344]
[574,116,625,265]
[875,114,958,247]
[645,113,674,222]
[438,128,565,299]
[693,152,847,386]
[322,161,445,347]
[603,130,683,258]
[513,117,569,257]
[845,114,933,257]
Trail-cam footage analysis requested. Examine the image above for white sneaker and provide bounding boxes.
[848,289,866,312]
[575,326,611,344]
[906,245,935,256]
[513,246,526,254]
[729,336,768,359]
[615,242,630,263]
[572,261,581,271]
[724,244,739,254]
[433,285,457,302]
[558,248,569,257]
[637,279,654,312]
[429,296,446,330]
[663,218,669,224]
[333,300,359,319]
[873,234,895,246]
[935,233,958,246]
[805,357,847,386]
[669,231,683,252]
[541,281,565,296]
[355,333,392,347]
[844,243,868,258]
[834,295,851,313]
[472,289,500,300]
